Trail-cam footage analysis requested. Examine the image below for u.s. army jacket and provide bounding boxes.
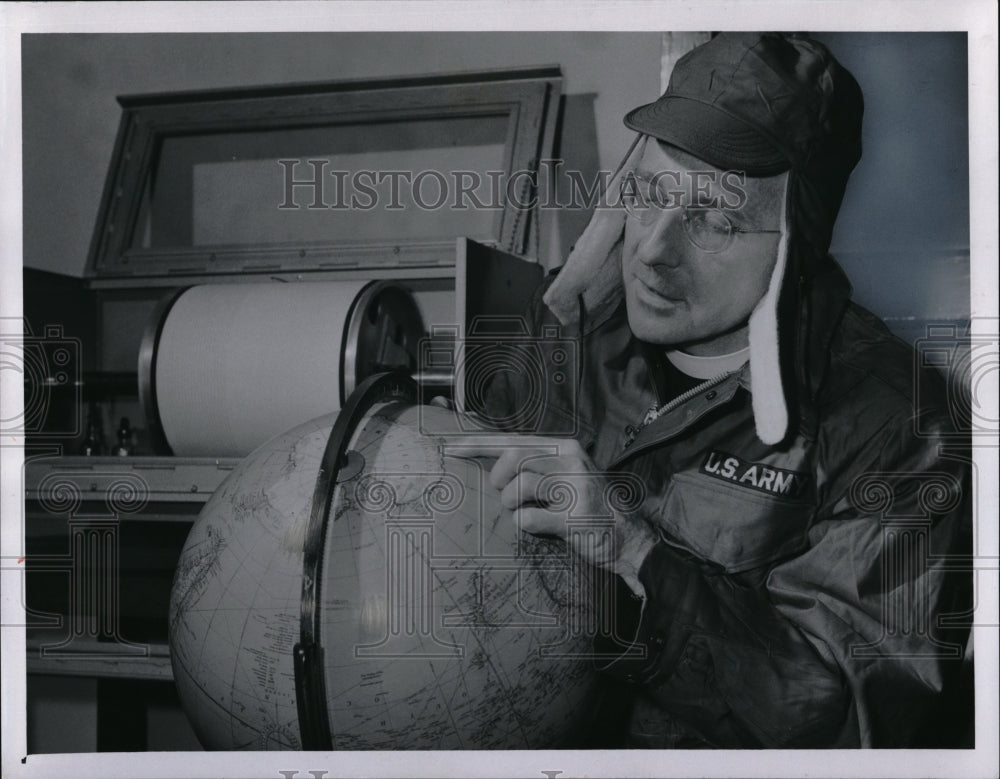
[483,259,973,748]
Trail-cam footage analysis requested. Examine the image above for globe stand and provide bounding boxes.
[294,370,417,750]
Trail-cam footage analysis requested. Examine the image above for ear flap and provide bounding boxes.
[748,175,792,445]
[542,135,645,326]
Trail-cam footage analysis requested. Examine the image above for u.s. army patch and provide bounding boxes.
[700,450,810,499]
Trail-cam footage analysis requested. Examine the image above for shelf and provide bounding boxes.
[25,456,242,506]
[26,638,174,682]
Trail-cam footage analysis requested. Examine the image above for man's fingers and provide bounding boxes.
[449,435,578,464]
[512,504,564,539]
[490,449,555,491]
[499,471,543,511]
[488,448,521,490]
[490,451,586,492]
[446,437,590,497]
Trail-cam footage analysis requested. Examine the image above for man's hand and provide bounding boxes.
[459,435,658,598]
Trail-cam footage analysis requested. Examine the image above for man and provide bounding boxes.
[477,32,972,748]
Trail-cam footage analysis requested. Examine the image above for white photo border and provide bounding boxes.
[1,2,997,778]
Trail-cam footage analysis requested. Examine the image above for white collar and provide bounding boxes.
[665,345,750,380]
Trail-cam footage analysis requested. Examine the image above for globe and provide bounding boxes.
[168,384,604,750]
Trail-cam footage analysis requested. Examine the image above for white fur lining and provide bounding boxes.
[541,136,643,325]
[747,176,792,445]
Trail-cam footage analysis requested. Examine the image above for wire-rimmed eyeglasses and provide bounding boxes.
[620,172,782,254]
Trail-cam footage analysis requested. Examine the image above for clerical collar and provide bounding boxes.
[665,346,750,380]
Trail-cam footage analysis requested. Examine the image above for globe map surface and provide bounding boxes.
[168,402,601,749]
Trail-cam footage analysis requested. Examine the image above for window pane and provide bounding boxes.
[131,114,510,249]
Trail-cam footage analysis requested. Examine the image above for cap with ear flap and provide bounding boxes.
[542,135,644,328]
[624,31,864,246]
[623,37,865,320]
[543,32,864,445]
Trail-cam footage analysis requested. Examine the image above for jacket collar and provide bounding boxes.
[560,254,853,443]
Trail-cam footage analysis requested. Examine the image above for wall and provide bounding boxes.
[21,32,662,277]
[815,32,970,341]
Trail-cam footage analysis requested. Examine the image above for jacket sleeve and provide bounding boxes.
[597,410,972,748]
[768,411,972,747]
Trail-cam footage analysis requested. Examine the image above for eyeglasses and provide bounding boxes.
[619,173,782,254]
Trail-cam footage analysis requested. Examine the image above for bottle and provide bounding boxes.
[115,417,133,457]
[81,404,104,456]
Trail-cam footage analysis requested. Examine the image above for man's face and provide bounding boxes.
[621,140,787,355]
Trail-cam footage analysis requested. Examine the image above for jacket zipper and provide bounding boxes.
[623,371,735,451]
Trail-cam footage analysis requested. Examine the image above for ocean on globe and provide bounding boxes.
[168,401,606,749]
